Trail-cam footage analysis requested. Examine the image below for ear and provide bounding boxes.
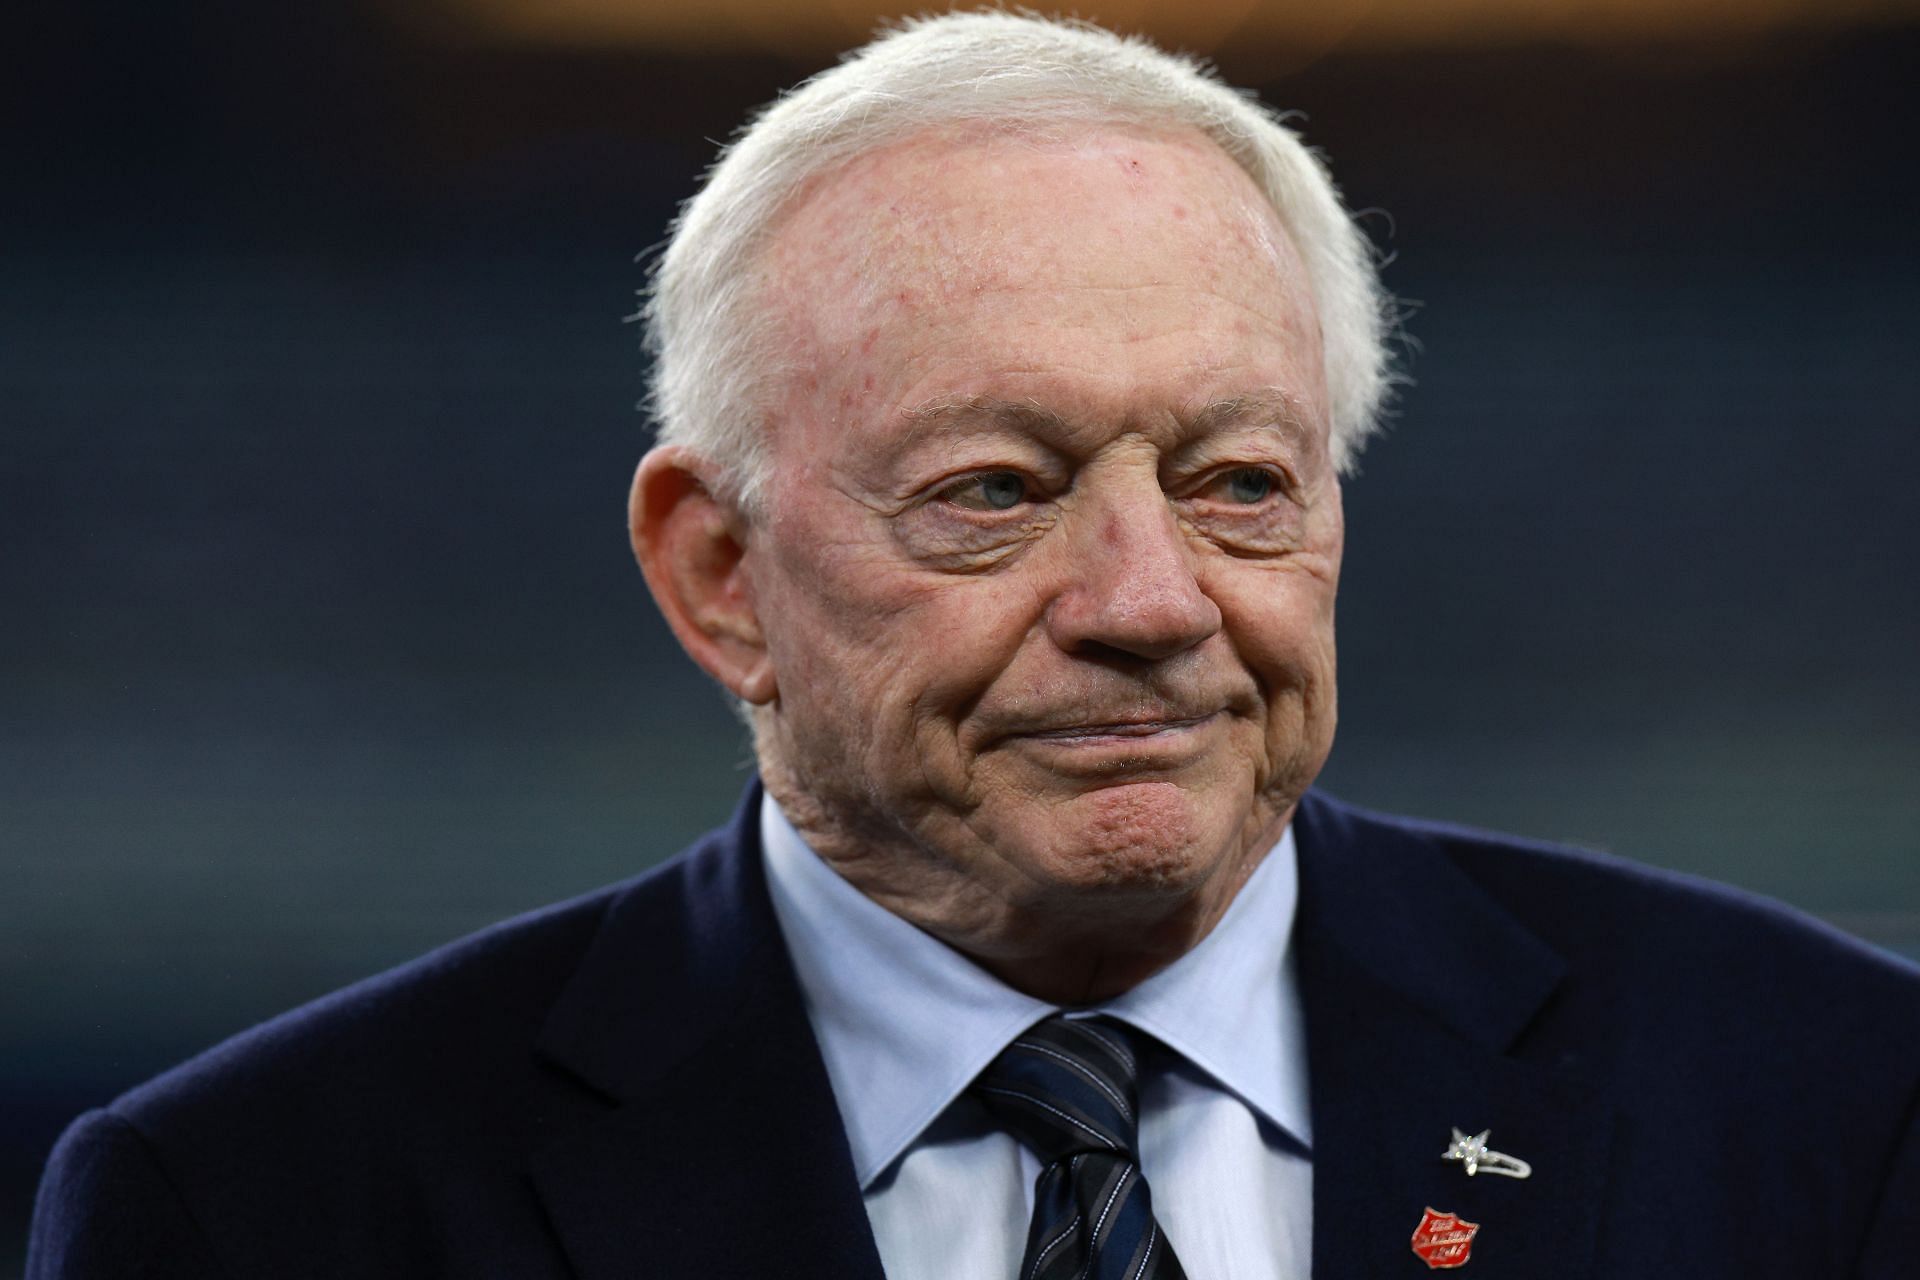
[629,447,777,705]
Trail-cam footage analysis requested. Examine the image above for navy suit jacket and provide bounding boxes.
[29,787,1920,1277]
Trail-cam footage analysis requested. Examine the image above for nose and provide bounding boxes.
[1044,482,1222,662]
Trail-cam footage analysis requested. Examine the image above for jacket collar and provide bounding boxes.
[1293,791,1616,1280]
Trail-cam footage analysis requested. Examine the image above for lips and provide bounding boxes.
[974,675,1258,752]
[1021,714,1216,740]
[991,710,1228,779]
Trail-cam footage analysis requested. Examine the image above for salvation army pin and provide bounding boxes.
[1410,1207,1480,1270]
[1441,1127,1532,1180]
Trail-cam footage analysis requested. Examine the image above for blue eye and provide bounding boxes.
[946,471,1029,511]
[1222,468,1274,504]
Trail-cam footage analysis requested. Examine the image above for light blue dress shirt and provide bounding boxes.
[760,793,1314,1279]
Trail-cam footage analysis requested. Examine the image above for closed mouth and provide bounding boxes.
[1020,713,1216,740]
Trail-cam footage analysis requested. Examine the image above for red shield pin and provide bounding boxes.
[1410,1206,1480,1269]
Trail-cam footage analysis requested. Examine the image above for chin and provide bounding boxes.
[1018,779,1236,900]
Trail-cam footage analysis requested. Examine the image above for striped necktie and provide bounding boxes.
[972,1015,1188,1280]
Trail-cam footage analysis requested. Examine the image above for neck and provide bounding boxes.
[760,758,1281,1005]
[929,890,1244,1004]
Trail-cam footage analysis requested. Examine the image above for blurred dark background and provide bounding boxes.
[5,0,1918,1269]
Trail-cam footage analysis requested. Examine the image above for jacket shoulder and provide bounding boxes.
[31,804,767,1278]
[1303,790,1920,1102]
[1435,811,1907,990]
[115,879,620,1139]
[1311,790,1920,998]
[28,879,626,1278]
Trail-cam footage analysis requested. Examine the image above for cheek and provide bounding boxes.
[887,579,1041,722]
[1228,570,1340,792]
[758,533,1032,759]
[1210,564,1339,697]
[759,550,906,716]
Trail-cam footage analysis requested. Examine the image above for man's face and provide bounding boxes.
[745,124,1342,953]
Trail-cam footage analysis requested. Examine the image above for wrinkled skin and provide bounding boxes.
[635,124,1343,1003]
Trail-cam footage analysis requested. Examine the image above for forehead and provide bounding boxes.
[763,121,1301,321]
[757,121,1326,453]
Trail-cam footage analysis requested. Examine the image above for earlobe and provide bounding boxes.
[629,449,777,705]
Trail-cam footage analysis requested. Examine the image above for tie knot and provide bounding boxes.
[971,1015,1144,1164]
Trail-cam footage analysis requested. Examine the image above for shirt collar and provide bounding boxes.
[760,791,1311,1189]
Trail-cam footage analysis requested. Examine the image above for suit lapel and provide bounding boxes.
[1294,794,1617,1280]
[518,782,1621,1279]
[528,786,885,1280]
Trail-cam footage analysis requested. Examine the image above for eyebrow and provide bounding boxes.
[898,395,1070,436]
[897,388,1314,441]
[1190,389,1315,439]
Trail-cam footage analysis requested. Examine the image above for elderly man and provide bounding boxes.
[30,12,1920,1280]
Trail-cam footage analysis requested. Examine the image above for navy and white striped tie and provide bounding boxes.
[973,1015,1188,1280]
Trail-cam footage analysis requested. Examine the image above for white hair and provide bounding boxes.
[644,10,1397,511]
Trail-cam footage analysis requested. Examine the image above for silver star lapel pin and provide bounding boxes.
[1441,1127,1532,1180]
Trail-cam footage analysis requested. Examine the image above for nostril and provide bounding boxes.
[1047,562,1222,662]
